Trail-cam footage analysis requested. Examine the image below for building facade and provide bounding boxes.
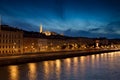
[0,25,23,55]
[23,37,39,53]
[1,25,120,55]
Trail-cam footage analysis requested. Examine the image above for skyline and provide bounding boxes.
[0,0,120,38]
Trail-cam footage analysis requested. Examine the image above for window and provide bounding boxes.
[3,40,4,43]
[3,34,4,38]
[18,40,20,43]
[9,40,11,43]
[18,45,20,48]
[6,34,8,38]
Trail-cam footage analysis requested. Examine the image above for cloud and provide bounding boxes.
[63,21,120,38]
[87,21,120,34]
[63,29,120,38]
[105,21,120,33]
[63,29,98,38]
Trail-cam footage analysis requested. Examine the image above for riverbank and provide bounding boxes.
[0,49,120,66]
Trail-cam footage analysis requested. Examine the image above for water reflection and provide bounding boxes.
[64,58,71,77]
[91,54,100,68]
[91,55,96,68]
[0,51,120,80]
[43,61,50,80]
[79,56,86,77]
[8,65,19,80]
[28,63,37,80]
[55,60,61,80]
[73,57,79,77]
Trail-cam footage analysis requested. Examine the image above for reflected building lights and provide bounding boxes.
[109,52,115,63]
[66,58,71,71]
[100,53,104,57]
[43,61,50,80]
[49,61,54,68]
[8,65,19,80]
[91,55,96,68]
[55,60,61,69]
[80,56,86,77]
[55,60,61,80]
[80,56,85,63]
[64,58,71,77]
[91,55,100,68]
[28,63,37,80]
[73,57,79,77]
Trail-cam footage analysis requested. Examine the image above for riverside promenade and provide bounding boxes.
[0,49,120,66]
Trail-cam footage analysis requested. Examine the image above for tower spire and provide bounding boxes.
[40,24,42,33]
[0,15,1,31]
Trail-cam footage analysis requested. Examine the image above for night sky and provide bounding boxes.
[0,0,120,38]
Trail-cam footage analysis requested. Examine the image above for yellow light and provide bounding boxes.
[8,65,19,80]
[25,47,28,48]
[28,63,37,80]
[43,61,50,80]
[55,60,61,79]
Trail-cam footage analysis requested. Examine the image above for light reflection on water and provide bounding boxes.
[28,63,37,80]
[8,66,19,80]
[0,51,120,80]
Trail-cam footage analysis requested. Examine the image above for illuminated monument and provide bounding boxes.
[40,24,42,33]
[40,24,52,36]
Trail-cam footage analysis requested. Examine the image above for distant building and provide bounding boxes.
[40,24,57,36]
[42,31,52,36]
[40,24,42,33]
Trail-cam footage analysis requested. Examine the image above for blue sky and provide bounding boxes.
[0,0,120,38]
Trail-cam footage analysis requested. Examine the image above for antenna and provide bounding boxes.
[0,15,1,31]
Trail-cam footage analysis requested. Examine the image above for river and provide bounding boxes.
[0,51,120,80]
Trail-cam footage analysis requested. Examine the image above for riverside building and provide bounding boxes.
[0,24,120,55]
[0,25,23,55]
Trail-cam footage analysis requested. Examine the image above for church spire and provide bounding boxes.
[40,24,42,33]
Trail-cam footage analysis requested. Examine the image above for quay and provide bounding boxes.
[0,49,120,66]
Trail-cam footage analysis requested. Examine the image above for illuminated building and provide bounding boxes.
[38,38,48,51]
[23,37,38,53]
[40,25,57,36]
[95,40,99,48]
[0,25,23,55]
[0,24,120,55]
[40,24,42,33]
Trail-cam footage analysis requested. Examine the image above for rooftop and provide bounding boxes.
[1,25,22,32]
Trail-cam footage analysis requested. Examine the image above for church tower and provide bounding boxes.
[40,24,42,33]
